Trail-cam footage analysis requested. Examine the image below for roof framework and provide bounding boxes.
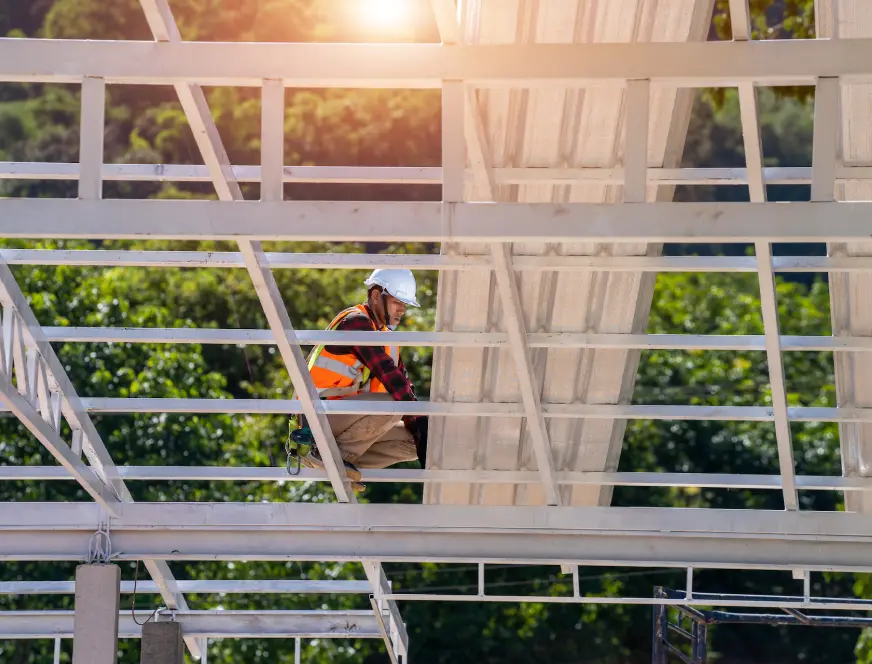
[2,0,872,661]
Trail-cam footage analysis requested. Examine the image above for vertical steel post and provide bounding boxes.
[652,587,667,664]
[696,622,708,663]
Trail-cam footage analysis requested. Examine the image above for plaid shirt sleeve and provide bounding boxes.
[326,313,417,402]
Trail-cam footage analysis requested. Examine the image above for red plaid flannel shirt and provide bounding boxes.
[324,305,417,404]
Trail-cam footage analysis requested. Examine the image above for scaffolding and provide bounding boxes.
[3,0,872,661]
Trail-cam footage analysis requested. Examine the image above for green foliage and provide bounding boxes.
[713,0,815,41]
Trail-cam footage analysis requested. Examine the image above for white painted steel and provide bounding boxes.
[25,397,867,425]
[378,593,872,611]
[0,610,382,639]
[623,79,650,203]
[5,465,872,492]
[0,580,372,595]
[7,249,872,273]
[738,80,798,510]
[0,380,118,512]
[811,77,841,203]
[5,503,872,571]
[5,38,872,87]
[5,161,872,186]
[729,0,753,40]
[6,199,872,242]
[819,0,872,517]
[77,78,105,200]
[34,325,872,352]
[0,162,441,183]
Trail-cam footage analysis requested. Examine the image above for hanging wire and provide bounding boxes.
[131,560,163,627]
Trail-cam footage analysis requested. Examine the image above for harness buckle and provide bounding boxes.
[285,421,314,476]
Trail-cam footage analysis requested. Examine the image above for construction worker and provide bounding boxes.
[299,268,428,490]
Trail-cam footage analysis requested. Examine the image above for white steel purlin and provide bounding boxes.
[7,249,872,273]
[4,198,872,242]
[25,398,872,423]
[10,464,872,492]
[7,161,872,186]
[0,610,384,639]
[5,37,872,87]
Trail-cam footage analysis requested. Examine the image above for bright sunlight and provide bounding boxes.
[355,0,410,31]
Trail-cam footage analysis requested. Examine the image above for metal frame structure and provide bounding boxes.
[3,0,872,661]
[651,587,872,664]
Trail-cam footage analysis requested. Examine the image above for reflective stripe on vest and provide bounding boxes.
[307,304,399,399]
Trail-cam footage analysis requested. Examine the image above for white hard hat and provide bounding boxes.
[364,268,420,307]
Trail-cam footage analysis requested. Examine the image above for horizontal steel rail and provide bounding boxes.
[3,503,872,572]
[0,610,382,639]
[2,466,870,492]
[2,199,871,243]
[6,249,872,273]
[2,38,872,87]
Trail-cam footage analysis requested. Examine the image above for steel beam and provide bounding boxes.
[3,199,872,242]
[77,78,105,201]
[811,77,841,203]
[7,465,872,492]
[0,579,372,595]
[738,81,798,510]
[0,162,441,183]
[728,0,753,40]
[0,610,382,639]
[5,503,872,571]
[5,161,872,186]
[15,398,860,424]
[4,38,872,87]
[7,248,872,274]
[623,79,651,203]
[39,326,872,353]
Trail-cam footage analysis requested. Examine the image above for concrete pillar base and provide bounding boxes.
[73,563,121,664]
[140,621,184,664]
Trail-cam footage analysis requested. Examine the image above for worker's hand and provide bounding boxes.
[413,416,428,466]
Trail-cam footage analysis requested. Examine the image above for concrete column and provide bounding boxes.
[140,621,184,664]
[73,564,121,664]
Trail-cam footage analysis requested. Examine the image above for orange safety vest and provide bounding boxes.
[307,304,400,400]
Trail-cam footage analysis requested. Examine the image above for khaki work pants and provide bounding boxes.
[328,394,417,469]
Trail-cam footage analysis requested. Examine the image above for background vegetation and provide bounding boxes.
[1,1,867,662]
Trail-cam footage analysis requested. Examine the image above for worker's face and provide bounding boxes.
[372,290,406,328]
[383,293,406,328]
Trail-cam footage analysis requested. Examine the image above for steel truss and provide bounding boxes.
[2,0,872,661]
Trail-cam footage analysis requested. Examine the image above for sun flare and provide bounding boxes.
[356,0,410,30]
